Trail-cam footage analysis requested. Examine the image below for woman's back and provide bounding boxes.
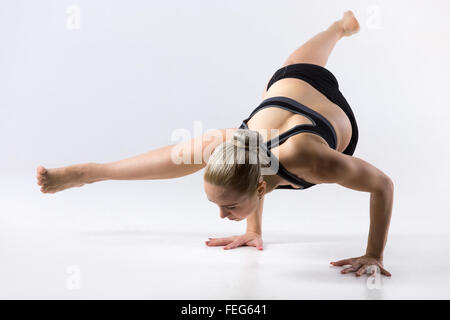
[251,77,352,154]
[239,62,358,189]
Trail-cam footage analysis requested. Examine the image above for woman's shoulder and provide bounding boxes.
[278,135,331,178]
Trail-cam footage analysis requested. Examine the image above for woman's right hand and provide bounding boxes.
[205,232,263,250]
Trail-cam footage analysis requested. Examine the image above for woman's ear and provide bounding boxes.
[257,177,266,198]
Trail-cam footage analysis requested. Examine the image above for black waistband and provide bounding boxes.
[266,63,359,156]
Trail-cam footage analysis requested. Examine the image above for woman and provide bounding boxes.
[37,11,393,277]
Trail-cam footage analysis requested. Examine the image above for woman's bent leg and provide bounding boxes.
[282,10,360,67]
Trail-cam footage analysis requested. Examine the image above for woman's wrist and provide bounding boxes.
[246,227,261,235]
[245,212,262,235]
[365,251,383,261]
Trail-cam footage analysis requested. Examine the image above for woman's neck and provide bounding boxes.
[262,174,283,194]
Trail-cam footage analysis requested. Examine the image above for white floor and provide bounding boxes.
[1,174,449,300]
[2,0,450,300]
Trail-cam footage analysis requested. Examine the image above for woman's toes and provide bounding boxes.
[36,165,52,190]
[37,166,48,179]
[37,177,47,187]
[37,165,47,177]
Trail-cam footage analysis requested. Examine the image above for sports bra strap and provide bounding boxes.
[238,96,338,190]
[266,124,327,150]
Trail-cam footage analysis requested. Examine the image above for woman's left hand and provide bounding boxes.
[330,255,391,277]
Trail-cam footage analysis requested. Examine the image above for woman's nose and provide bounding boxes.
[219,209,229,219]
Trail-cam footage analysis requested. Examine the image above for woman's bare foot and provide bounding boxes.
[340,10,360,37]
[37,164,92,194]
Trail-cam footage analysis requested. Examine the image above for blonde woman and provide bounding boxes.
[37,11,393,277]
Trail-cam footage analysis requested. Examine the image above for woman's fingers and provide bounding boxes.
[254,238,264,250]
[364,264,391,277]
[379,266,392,277]
[355,265,368,277]
[206,239,233,246]
[339,263,391,277]
[331,256,391,277]
[331,258,353,267]
[206,234,263,250]
[247,238,264,250]
[341,264,362,274]
[224,237,247,250]
[205,236,236,246]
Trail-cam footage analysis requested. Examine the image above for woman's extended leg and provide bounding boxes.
[282,10,360,68]
[36,129,230,194]
[36,144,200,194]
[36,145,203,194]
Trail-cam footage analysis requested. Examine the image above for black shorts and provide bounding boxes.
[266,63,359,156]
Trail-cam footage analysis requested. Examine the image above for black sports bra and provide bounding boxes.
[239,96,337,190]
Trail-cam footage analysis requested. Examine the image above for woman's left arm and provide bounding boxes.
[308,147,394,276]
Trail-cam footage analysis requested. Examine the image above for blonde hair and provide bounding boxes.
[203,129,274,196]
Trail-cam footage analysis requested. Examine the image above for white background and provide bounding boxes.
[1,0,449,299]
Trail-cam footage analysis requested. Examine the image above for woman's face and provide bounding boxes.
[203,181,261,221]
